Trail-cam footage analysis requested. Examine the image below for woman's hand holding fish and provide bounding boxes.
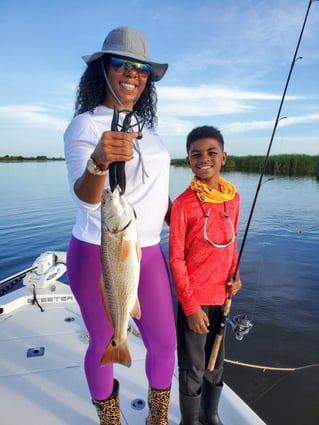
[75,130,140,204]
[92,130,140,168]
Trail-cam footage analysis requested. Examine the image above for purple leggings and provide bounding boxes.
[67,236,176,400]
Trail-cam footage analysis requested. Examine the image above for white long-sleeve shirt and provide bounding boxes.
[64,105,170,247]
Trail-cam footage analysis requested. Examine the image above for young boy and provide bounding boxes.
[169,125,242,425]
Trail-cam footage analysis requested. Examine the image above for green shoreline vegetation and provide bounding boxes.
[171,154,319,178]
[0,155,64,161]
[1,154,318,177]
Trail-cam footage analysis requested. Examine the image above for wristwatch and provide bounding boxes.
[86,157,108,175]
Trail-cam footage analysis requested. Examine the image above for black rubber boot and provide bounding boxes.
[198,380,224,425]
[179,392,201,425]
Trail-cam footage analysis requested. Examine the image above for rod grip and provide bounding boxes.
[207,334,223,371]
[207,297,232,371]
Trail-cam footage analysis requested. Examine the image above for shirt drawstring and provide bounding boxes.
[133,137,149,184]
[117,111,149,186]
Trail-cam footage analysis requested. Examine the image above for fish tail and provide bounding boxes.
[100,339,132,368]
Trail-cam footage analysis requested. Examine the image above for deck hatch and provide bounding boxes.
[131,398,146,410]
[27,346,45,357]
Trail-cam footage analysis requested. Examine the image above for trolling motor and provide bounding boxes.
[23,251,66,289]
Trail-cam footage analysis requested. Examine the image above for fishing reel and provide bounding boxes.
[227,314,253,341]
[23,251,67,289]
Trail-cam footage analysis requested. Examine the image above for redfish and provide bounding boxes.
[100,187,141,367]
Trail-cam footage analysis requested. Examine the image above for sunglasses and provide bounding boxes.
[110,57,152,78]
[203,208,235,248]
[196,193,235,248]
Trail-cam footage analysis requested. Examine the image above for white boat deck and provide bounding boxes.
[0,280,266,425]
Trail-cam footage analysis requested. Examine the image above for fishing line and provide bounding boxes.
[224,358,319,372]
[233,0,317,278]
[208,0,318,370]
[231,0,317,316]
[224,359,319,406]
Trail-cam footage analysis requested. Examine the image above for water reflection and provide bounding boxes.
[1,162,319,424]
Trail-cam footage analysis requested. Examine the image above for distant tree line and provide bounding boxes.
[171,154,319,177]
[2,154,318,177]
[0,155,64,161]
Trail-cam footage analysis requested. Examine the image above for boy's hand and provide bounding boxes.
[227,276,242,297]
[187,308,210,334]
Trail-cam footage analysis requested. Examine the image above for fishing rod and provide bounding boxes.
[208,0,317,371]
[234,0,317,279]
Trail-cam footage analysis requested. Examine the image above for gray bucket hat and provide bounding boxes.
[82,26,168,82]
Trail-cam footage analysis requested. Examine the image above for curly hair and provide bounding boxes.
[74,55,158,128]
[186,125,225,154]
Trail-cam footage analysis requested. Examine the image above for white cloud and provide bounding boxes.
[226,113,319,133]
[0,104,68,131]
[157,85,300,118]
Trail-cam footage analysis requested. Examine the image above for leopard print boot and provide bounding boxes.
[145,386,171,425]
[92,379,121,425]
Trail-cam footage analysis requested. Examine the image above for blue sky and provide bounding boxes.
[0,0,318,158]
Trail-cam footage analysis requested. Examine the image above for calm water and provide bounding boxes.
[1,162,319,425]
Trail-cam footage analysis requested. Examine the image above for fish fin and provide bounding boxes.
[100,339,132,368]
[120,236,131,261]
[131,298,142,320]
[136,240,142,262]
[99,276,114,327]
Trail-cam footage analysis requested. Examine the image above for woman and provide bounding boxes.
[169,126,242,425]
[64,26,176,425]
